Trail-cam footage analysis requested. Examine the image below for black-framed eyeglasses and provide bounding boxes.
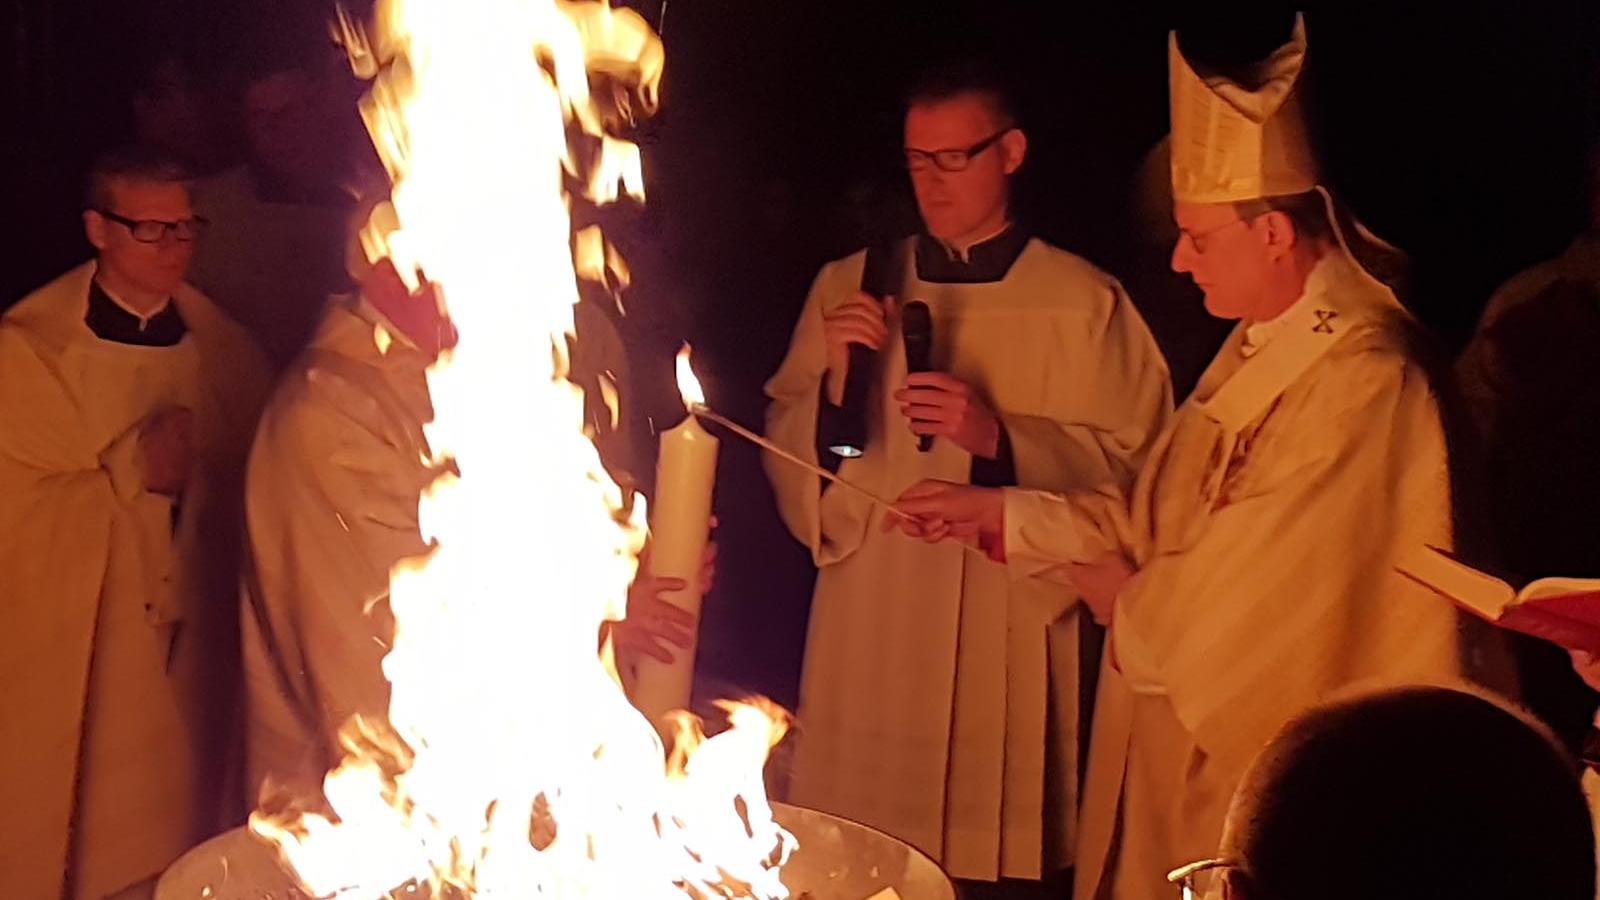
[903,128,1012,173]
[1168,857,1238,900]
[94,209,208,244]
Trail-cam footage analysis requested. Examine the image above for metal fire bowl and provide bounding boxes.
[155,802,956,900]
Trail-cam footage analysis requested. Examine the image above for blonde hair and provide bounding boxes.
[83,146,190,211]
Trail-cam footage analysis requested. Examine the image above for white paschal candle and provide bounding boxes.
[628,348,719,729]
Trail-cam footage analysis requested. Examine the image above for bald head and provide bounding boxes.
[1220,686,1593,900]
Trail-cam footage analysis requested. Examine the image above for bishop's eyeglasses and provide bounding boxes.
[1176,217,1252,255]
[1168,857,1238,900]
[903,128,1012,173]
[95,209,209,244]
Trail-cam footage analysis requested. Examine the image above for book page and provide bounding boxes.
[1522,576,1600,601]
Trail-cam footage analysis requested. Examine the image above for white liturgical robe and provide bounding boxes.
[0,262,268,900]
[764,233,1173,880]
[241,297,437,804]
[242,291,638,807]
[1001,254,1508,900]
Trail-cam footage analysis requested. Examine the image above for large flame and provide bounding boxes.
[250,1,795,897]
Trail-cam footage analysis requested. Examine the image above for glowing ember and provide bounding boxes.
[248,1,795,897]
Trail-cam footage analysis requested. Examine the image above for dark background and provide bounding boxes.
[3,0,1596,709]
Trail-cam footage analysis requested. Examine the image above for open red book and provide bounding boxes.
[1397,546,1600,654]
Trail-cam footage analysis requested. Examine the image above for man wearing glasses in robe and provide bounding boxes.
[0,147,269,899]
[764,61,1172,894]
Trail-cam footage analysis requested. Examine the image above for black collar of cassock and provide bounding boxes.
[85,279,188,347]
[914,225,1031,285]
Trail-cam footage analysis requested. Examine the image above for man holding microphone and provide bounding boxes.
[764,61,1171,891]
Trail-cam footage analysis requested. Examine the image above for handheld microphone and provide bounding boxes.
[824,242,905,460]
[900,300,934,452]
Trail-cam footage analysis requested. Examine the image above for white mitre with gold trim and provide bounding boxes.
[1169,14,1318,204]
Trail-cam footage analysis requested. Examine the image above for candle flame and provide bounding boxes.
[675,344,706,409]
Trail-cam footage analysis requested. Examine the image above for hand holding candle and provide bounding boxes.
[615,537,717,663]
[626,347,720,729]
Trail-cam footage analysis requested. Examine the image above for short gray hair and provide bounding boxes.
[1232,190,1332,244]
